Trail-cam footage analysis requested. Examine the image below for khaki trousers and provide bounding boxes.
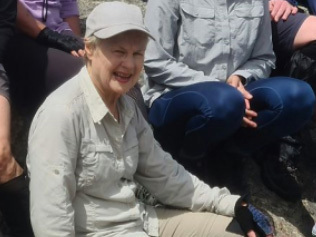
[156,207,244,237]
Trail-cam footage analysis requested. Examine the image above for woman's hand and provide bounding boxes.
[36,27,85,57]
[226,75,257,128]
[269,0,298,22]
[235,197,274,237]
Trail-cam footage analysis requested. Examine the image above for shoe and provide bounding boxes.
[255,140,302,202]
[278,135,302,173]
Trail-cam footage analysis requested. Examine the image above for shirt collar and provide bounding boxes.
[79,66,109,123]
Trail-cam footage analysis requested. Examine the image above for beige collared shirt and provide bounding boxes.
[27,67,239,236]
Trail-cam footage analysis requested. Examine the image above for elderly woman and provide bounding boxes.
[27,2,273,237]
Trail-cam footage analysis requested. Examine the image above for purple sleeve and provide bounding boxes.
[60,0,79,19]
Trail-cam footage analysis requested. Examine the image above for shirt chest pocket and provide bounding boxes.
[232,5,264,41]
[77,140,117,188]
[180,3,215,47]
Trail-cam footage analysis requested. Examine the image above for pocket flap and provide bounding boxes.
[181,3,214,18]
[235,6,264,17]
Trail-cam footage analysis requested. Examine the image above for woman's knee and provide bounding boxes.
[149,82,245,127]
[253,77,315,125]
[277,77,315,114]
[207,84,245,125]
[188,82,245,120]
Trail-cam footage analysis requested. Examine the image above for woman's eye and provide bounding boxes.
[115,50,124,55]
[134,52,144,57]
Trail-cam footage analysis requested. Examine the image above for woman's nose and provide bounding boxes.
[122,55,135,69]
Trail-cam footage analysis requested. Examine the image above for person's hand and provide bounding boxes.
[234,197,274,237]
[226,75,257,128]
[269,0,298,22]
[36,27,85,57]
[0,139,23,184]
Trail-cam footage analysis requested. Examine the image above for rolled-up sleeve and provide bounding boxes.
[133,106,239,217]
[60,0,79,18]
[27,104,79,236]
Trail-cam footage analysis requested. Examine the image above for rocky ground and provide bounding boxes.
[4,0,316,236]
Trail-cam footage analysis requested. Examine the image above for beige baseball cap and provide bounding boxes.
[85,1,154,40]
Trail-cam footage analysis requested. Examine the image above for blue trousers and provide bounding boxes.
[149,77,315,159]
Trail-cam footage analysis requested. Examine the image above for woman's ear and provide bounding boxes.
[84,41,95,61]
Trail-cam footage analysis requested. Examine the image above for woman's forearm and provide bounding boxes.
[16,1,45,38]
[64,15,81,36]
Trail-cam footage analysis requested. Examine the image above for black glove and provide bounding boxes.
[235,197,274,236]
[36,27,84,54]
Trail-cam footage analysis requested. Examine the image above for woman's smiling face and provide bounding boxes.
[85,30,148,101]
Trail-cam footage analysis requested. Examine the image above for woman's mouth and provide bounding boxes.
[114,72,132,83]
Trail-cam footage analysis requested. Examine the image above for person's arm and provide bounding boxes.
[0,0,24,183]
[16,0,45,38]
[17,0,84,57]
[27,104,78,236]
[232,0,275,82]
[131,101,274,236]
[144,0,219,89]
[131,100,239,216]
[64,16,81,36]
[60,0,81,36]
[0,92,23,184]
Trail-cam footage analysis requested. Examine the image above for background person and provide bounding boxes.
[3,0,84,111]
[142,0,315,201]
[260,0,316,196]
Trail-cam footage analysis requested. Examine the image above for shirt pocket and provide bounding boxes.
[180,3,215,47]
[77,139,117,188]
[232,4,264,41]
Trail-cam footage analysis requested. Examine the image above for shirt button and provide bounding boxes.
[222,65,227,69]
[224,39,229,45]
[54,169,60,175]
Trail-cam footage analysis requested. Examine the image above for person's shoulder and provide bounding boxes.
[47,76,83,104]
[37,76,84,118]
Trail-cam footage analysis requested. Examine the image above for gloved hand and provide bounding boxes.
[36,27,84,54]
[235,197,274,237]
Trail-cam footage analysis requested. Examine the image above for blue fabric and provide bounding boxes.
[149,77,315,158]
[307,0,316,14]
[287,0,298,6]
[248,204,274,235]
